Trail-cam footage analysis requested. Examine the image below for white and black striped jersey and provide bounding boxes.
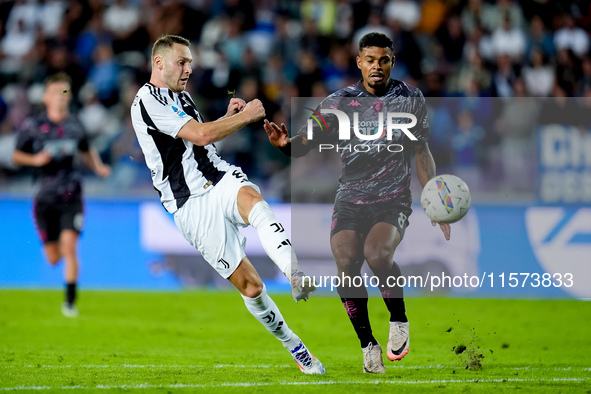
[131,83,231,213]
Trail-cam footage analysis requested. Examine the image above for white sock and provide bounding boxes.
[248,201,301,282]
[242,284,294,342]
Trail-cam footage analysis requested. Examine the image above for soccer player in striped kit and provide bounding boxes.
[130,35,324,374]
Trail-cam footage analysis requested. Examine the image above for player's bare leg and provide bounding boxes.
[237,186,314,302]
[228,257,325,374]
[60,230,79,317]
[331,230,385,373]
[365,222,409,361]
[43,242,61,266]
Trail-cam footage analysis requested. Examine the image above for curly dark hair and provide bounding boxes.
[358,32,394,52]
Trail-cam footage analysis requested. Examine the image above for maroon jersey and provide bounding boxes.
[297,79,429,207]
[15,113,90,204]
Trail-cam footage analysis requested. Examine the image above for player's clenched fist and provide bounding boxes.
[243,99,265,123]
[226,98,246,117]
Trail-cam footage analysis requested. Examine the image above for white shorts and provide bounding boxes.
[173,166,260,278]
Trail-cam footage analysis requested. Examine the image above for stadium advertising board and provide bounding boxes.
[1,199,589,299]
[538,124,591,203]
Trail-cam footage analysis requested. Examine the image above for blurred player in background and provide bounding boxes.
[12,73,111,318]
[130,35,324,374]
[265,32,451,373]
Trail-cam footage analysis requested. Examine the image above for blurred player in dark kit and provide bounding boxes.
[13,73,111,317]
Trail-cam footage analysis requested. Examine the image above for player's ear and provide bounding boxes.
[356,55,361,69]
[392,55,396,68]
[154,55,164,70]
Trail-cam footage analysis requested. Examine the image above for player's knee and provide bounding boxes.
[242,282,264,298]
[365,249,395,272]
[59,244,78,262]
[335,255,361,276]
[47,254,61,266]
[44,244,61,265]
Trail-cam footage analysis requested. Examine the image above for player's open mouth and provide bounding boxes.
[180,78,189,83]
[370,74,384,82]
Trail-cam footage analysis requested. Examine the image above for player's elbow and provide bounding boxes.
[192,133,214,146]
[12,151,24,165]
[178,122,215,146]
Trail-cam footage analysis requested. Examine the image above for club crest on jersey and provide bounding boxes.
[372,101,383,113]
[171,105,186,117]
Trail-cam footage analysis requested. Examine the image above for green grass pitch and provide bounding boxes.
[0,289,590,392]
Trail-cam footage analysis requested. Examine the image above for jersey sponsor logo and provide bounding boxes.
[171,105,187,117]
[44,140,76,157]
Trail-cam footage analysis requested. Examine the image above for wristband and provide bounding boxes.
[278,142,291,156]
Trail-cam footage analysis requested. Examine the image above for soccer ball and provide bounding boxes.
[420,174,471,224]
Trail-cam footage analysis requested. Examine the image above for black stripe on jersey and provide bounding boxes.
[181,92,198,108]
[193,145,225,187]
[183,94,203,122]
[167,89,174,100]
[147,84,167,106]
[155,87,168,105]
[140,100,190,209]
[180,93,204,123]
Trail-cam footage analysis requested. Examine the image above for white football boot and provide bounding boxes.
[61,302,78,318]
[387,321,410,361]
[291,269,316,302]
[290,340,326,374]
[362,342,386,373]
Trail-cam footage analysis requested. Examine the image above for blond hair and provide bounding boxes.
[151,35,191,63]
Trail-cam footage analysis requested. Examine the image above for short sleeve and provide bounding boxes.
[74,118,90,152]
[411,90,430,144]
[15,118,37,153]
[137,92,193,138]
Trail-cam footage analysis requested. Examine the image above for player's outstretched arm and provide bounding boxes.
[81,149,111,178]
[263,120,311,158]
[12,150,52,167]
[178,99,265,146]
[414,142,451,240]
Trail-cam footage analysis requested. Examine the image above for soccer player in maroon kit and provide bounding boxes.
[13,73,110,317]
[265,32,451,373]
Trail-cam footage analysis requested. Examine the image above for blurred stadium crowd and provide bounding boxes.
[1,0,590,202]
